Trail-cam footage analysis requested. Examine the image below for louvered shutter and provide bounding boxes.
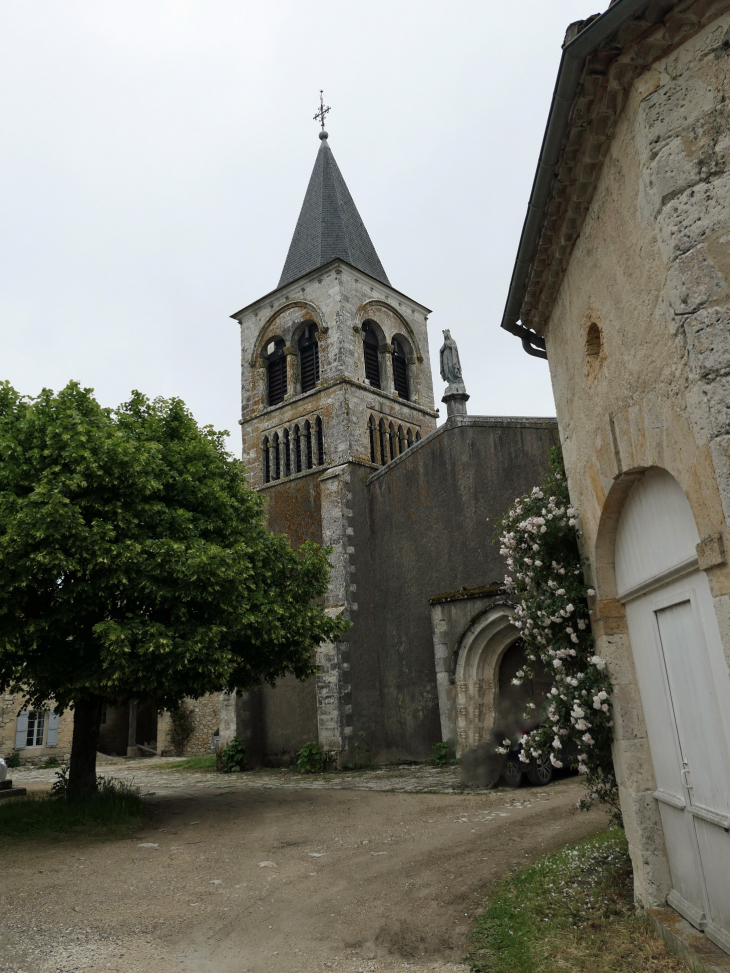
[364,343,381,388]
[14,711,28,749]
[46,711,60,747]
[393,356,409,399]
[268,357,287,406]
[300,343,320,392]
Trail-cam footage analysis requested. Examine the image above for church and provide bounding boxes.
[2,121,558,771]
[215,123,558,768]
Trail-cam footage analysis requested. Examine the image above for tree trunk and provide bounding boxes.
[68,694,104,800]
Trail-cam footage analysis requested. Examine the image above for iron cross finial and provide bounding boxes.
[313,90,331,131]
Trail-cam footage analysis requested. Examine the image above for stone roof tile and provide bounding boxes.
[278,135,390,288]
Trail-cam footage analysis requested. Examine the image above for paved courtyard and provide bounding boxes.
[12,758,469,796]
[1,763,606,973]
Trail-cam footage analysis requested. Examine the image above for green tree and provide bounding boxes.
[0,382,349,798]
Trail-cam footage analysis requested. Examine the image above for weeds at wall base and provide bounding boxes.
[466,829,687,973]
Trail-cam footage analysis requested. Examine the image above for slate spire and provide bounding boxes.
[278,131,390,289]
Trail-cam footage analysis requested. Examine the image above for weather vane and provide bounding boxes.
[313,90,331,131]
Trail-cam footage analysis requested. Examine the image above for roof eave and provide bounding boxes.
[500,0,668,352]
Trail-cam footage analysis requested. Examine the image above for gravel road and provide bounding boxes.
[0,765,607,973]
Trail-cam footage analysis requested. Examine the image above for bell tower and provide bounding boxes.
[229,122,438,764]
[231,127,438,486]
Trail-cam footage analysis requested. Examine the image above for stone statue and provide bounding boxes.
[439,329,469,418]
[439,329,464,389]
[0,758,7,783]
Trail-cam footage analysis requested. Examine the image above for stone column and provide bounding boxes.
[316,465,355,765]
[406,355,418,404]
[126,700,138,757]
[430,602,456,748]
[283,345,296,400]
[379,343,395,395]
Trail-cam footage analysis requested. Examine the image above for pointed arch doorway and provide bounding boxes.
[616,468,730,954]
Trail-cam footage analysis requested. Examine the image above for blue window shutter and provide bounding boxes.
[46,711,60,747]
[14,711,28,749]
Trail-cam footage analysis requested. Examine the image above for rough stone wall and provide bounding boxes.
[351,417,558,764]
[541,15,730,909]
[0,693,73,764]
[157,694,220,756]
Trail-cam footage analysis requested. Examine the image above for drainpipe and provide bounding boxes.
[500,0,655,359]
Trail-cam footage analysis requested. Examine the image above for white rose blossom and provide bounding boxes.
[496,461,616,817]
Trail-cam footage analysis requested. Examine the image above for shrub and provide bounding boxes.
[497,446,619,822]
[219,736,246,773]
[5,751,20,768]
[296,741,324,774]
[430,741,451,766]
[169,702,196,756]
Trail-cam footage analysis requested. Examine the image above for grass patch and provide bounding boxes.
[466,829,687,973]
[0,777,146,841]
[158,753,217,771]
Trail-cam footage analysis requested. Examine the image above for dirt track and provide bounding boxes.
[0,772,607,973]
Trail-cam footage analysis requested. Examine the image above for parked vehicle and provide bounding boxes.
[501,729,576,788]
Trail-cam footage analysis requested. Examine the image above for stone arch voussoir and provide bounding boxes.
[452,602,520,755]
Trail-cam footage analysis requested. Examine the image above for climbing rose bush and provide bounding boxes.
[497,447,620,823]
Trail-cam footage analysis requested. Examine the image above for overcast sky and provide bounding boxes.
[1,1,602,453]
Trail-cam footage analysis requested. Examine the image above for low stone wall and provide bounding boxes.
[157,694,220,756]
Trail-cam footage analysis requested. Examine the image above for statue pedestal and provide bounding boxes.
[442,386,469,419]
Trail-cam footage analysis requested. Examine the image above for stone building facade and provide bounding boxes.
[220,129,559,768]
[501,0,730,952]
[0,693,73,765]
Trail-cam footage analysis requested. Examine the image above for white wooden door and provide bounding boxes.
[617,469,730,954]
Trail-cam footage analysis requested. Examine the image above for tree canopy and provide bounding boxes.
[0,381,349,792]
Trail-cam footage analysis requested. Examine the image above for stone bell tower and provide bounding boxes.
[228,126,438,765]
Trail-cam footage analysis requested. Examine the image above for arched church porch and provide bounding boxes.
[430,586,551,758]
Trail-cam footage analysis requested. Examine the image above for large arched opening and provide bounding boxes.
[614,467,730,951]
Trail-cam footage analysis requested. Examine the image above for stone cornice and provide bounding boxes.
[239,376,439,428]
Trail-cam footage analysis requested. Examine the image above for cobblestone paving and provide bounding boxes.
[11,759,486,795]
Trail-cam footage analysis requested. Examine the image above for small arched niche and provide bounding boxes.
[583,308,604,379]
